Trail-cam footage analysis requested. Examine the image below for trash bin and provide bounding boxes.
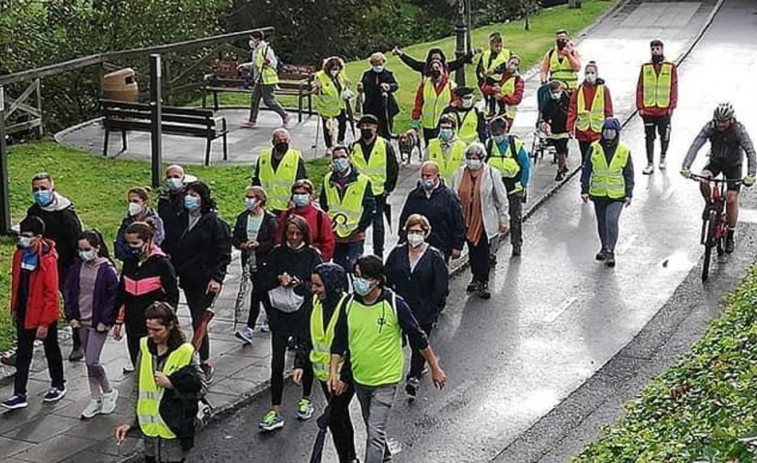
[102,68,138,102]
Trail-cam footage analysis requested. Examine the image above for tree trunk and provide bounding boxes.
[569,0,582,8]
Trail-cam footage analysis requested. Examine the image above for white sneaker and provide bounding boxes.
[260,320,270,333]
[101,389,119,415]
[123,364,135,374]
[659,158,667,170]
[235,326,254,345]
[642,163,654,175]
[81,399,102,419]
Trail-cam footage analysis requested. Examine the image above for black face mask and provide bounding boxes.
[360,128,375,140]
[557,40,567,50]
[431,70,441,79]
[652,54,664,63]
[274,142,289,154]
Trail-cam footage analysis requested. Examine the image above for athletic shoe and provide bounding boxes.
[466,280,478,294]
[296,398,314,420]
[282,114,293,127]
[659,158,667,170]
[477,281,491,300]
[240,119,257,128]
[405,377,420,401]
[259,410,285,431]
[43,387,67,403]
[642,163,654,175]
[69,347,84,362]
[555,170,565,182]
[605,252,616,268]
[725,232,735,254]
[235,326,254,345]
[81,399,102,419]
[1,394,28,410]
[201,363,215,385]
[123,363,135,374]
[101,388,119,415]
[595,249,607,261]
[260,320,270,333]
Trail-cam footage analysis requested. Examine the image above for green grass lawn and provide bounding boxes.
[202,0,615,132]
[0,141,331,351]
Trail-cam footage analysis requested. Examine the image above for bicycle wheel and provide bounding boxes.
[702,209,718,281]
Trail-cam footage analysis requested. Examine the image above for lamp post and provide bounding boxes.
[0,86,10,235]
[454,0,468,87]
[149,54,163,189]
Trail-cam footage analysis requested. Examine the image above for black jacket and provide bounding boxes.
[541,93,571,134]
[399,47,474,77]
[169,211,232,289]
[385,244,449,325]
[258,245,323,297]
[360,69,400,119]
[116,251,180,325]
[231,210,278,269]
[157,190,185,257]
[26,201,82,284]
[398,182,466,257]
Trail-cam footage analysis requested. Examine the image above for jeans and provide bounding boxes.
[594,200,624,253]
[642,114,671,163]
[270,313,313,406]
[79,326,111,398]
[249,83,287,121]
[319,381,357,462]
[322,110,348,148]
[468,233,491,283]
[183,286,214,363]
[409,324,433,380]
[371,195,386,258]
[15,321,65,395]
[334,241,364,274]
[355,383,397,463]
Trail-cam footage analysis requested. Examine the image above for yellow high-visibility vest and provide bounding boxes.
[641,63,673,109]
[309,294,348,381]
[589,142,631,199]
[421,78,452,130]
[427,138,467,186]
[455,109,479,145]
[258,149,302,211]
[479,49,512,81]
[255,45,279,85]
[350,138,388,196]
[314,70,348,118]
[575,84,605,133]
[549,49,578,89]
[323,173,371,238]
[500,76,518,119]
[487,138,522,179]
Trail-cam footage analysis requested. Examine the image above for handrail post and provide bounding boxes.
[150,54,163,189]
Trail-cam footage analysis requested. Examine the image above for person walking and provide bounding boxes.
[540,80,572,181]
[539,29,581,90]
[252,128,308,215]
[452,143,509,299]
[63,229,120,419]
[293,263,358,463]
[494,55,525,129]
[442,87,488,145]
[232,186,278,344]
[636,39,678,174]
[320,146,376,272]
[398,161,466,263]
[358,53,399,139]
[350,114,399,259]
[328,255,447,463]
[257,215,323,431]
[2,217,66,409]
[393,46,473,79]
[580,118,635,267]
[114,222,180,372]
[168,182,232,383]
[158,165,196,258]
[115,187,165,263]
[386,215,448,400]
[568,61,615,164]
[313,56,354,151]
[426,114,468,187]
[412,59,454,145]
[476,32,511,117]
[26,172,84,362]
[276,179,335,262]
[115,302,207,463]
[239,30,291,128]
[486,116,531,257]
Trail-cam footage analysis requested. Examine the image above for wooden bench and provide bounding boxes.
[201,60,316,122]
[100,99,228,166]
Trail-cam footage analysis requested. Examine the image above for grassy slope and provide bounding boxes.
[205,1,615,132]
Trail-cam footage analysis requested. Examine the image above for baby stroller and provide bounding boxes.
[531,82,559,165]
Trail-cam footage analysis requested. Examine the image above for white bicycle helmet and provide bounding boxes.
[713,102,735,121]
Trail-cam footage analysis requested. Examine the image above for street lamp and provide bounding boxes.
[454,0,469,87]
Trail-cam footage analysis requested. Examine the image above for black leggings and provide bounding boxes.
[246,272,266,329]
[320,381,357,462]
[270,314,313,406]
[642,114,671,162]
[322,110,348,148]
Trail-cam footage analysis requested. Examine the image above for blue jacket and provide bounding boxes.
[398,182,466,257]
[385,244,449,325]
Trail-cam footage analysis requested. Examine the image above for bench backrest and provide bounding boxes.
[210,60,241,79]
[100,99,218,127]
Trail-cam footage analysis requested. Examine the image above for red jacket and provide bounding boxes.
[276,204,335,262]
[11,240,61,330]
[635,61,678,117]
[412,74,453,121]
[567,81,615,142]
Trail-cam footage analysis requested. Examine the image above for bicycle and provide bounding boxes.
[689,174,741,281]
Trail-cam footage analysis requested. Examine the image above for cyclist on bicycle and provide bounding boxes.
[680,102,756,253]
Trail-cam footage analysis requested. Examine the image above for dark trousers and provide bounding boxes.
[508,191,524,247]
[594,200,624,253]
[409,323,434,380]
[468,233,491,283]
[183,286,214,363]
[246,272,266,329]
[319,381,358,462]
[249,83,287,121]
[334,241,364,274]
[371,195,386,258]
[642,114,671,163]
[15,321,65,395]
[270,317,313,406]
[422,128,439,147]
[579,140,594,166]
[322,111,348,148]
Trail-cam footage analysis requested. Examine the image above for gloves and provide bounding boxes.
[680,168,692,179]
[341,89,355,101]
[410,119,420,131]
[743,175,755,187]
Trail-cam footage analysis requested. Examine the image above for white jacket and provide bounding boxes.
[452,164,509,240]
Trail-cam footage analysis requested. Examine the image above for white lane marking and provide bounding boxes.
[543,297,576,323]
[616,234,637,255]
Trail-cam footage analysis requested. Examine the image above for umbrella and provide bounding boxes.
[308,400,333,463]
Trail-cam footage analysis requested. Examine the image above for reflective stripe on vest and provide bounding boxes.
[480,49,511,81]
[346,292,403,386]
[487,138,521,178]
[500,76,517,119]
[258,149,302,211]
[350,139,388,196]
[456,109,479,145]
[642,63,673,109]
[309,294,348,381]
[549,49,578,89]
[255,46,279,85]
[575,84,605,133]
[314,70,346,118]
[427,138,467,186]
[589,142,631,199]
[324,173,371,238]
[137,338,195,439]
[421,78,452,130]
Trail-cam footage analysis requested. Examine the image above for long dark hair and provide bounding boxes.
[79,228,112,260]
[185,181,216,214]
[144,301,185,350]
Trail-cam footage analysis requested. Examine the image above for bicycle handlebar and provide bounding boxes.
[688,174,743,185]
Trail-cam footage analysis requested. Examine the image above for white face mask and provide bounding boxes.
[552,92,562,100]
[461,98,474,109]
[407,233,425,248]
[128,202,143,217]
[330,69,340,78]
[585,73,597,84]
[466,158,482,170]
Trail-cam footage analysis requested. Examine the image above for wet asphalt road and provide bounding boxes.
[188,1,757,462]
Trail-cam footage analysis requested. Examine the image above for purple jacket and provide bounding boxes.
[63,258,120,326]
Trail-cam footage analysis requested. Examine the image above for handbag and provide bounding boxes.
[268,285,304,313]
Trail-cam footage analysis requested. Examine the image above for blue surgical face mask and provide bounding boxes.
[371,65,384,73]
[439,128,454,141]
[492,134,506,144]
[33,190,53,207]
[184,195,201,212]
[333,158,350,173]
[292,193,310,207]
[353,277,374,297]
[466,158,482,170]
[167,178,183,191]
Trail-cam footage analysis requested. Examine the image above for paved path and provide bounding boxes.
[1,1,731,461]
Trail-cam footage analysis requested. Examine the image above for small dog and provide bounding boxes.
[397,129,422,166]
